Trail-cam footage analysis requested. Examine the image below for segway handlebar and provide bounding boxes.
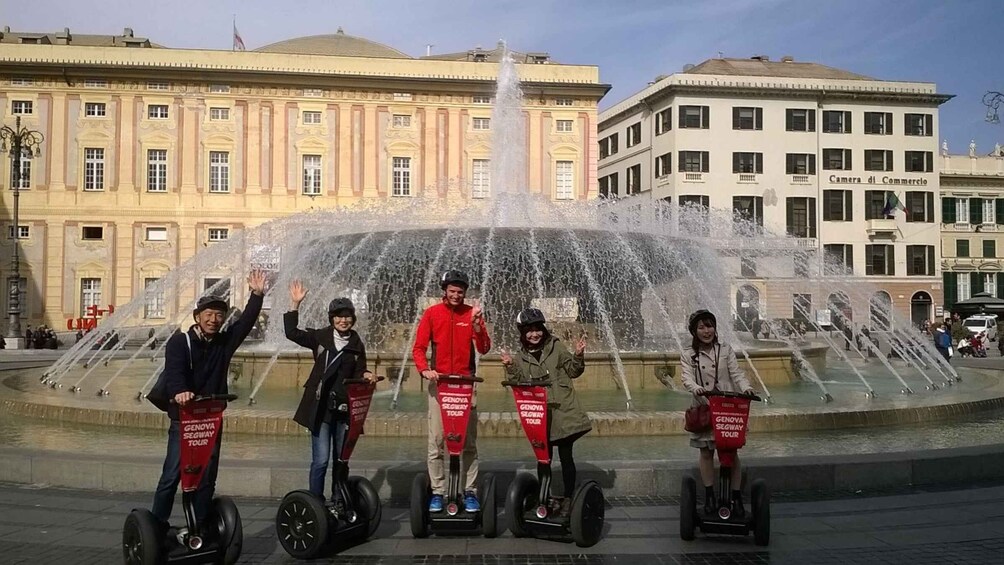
[699,389,761,402]
[500,378,551,388]
[436,374,484,383]
[170,393,238,404]
[343,376,386,385]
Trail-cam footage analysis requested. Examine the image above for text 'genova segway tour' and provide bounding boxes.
[411,374,497,538]
[503,378,605,547]
[276,376,384,559]
[680,389,770,546]
[123,394,243,564]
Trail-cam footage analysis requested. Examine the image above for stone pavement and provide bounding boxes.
[2,482,1004,564]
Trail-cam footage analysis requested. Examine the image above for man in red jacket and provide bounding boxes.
[412,269,491,513]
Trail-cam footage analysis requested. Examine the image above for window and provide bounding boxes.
[626,164,641,195]
[472,117,491,130]
[555,160,574,200]
[147,82,169,91]
[822,149,852,170]
[392,156,411,196]
[786,153,816,175]
[84,79,108,88]
[209,151,230,193]
[958,273,971,302]
[985,240,997,258]
[209,107,229,121]
[906,245,935,276]
[957,239,970,258]
[732,152,763,174]
[678,151,710,173]
[865,245,895,276]
[599,134,618,158]
[793,294,813,322]
[303,88,323,97]
[865,150,894,172]
[785,108,816,132]
[741,255,757,277]
[679,105,709,129]
[864,112,893,135]
[147,149,167,192]
[10,155,30,190]
[905,151,934,173]
[147,104,169,119]
[822,110,852,133]
[733,196,764,229]
[10,78,34,86]
[824,244,854,275]
[680,195,711,235]
[626,122,642,147]
[823,190,853,221]
[11,100,33,115]
[393,93,413,101]
[80,278,102,316]
[786,197,817,238]
[203,277,231,300]
[302,111,322,125]
[84,148,105,191]
[984,199,995,224]
[81,226,104,240]
[986,273,996,295]
[656,108,672,135]
[598,173,618,199]
[7,277,26,316]
[656,153,672,177]
[144,278,165,319]
[556,119,573,133]
[957,198,971,225]
[679,195,710,208]
[471,159,490,199]
[555,98,573,106]
[209,84,231,93]
[864,191,890,220]
[7,225,29,239]
[392,114,411,128]
[732,107,763,130]
[302,155,322,195]
[473,95,492,104]
[208,228,230,242]
[905,191,935,223]
[84,102,106,117]
[145,227,168,241]
[905,113,933,136]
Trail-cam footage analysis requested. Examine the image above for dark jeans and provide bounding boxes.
[937,347,950,362]
[310,419,349,501]
[152,420,223,525]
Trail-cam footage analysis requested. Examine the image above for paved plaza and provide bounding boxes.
[1,481,1004,564]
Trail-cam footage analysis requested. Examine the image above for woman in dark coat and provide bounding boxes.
[501,307,590,516]
[285,280,375,505]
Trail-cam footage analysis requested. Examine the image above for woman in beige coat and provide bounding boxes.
[680,309,755,517]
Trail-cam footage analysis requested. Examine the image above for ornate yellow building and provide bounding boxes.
[0,28,608,330]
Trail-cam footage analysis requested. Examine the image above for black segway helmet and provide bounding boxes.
[193,295,228,317]
[688,309,717,336]
[516,307,546,329]
[328,297,355,318]
[440,269,470,290]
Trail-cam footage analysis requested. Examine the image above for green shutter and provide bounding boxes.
[972,272,985,295]
[996,199,1004,225]
[943,197,956,223]
[970,198,983,225]
[809,198,817,238]
[944,273,957,311]
[997,273,1004,299]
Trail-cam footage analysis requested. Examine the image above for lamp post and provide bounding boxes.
[1,116,44,349]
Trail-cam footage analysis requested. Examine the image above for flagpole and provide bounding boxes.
[232,14,236,52]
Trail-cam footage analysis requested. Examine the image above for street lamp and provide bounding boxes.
[0,116,44,349]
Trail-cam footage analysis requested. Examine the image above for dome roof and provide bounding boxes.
[255,28,411,59]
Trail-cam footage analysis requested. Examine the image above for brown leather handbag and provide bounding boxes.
[684,403,711,433]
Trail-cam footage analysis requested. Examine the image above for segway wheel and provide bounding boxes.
[213,496,243,565]
[275,490,330,560]
[122,508,162,565]
[480,473,498,538]
[751,479,770,546]
[409,473,431,538]
[505,473,539,538]
[569,480,604,548]
[680,475,696,541]
[347,476,382,540]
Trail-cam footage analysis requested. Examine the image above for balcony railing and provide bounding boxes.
[791,175,811,184]
[866,218,899,239]
[737,173,758,184]
[978,223,998,232]
[684,172,704,182]
[950,222,972,232]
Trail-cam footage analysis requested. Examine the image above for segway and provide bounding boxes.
[410,375,497,538]
[503,378,604,547]
[123,394,243,564]
[679,390,770,546]
[275,377,384,560]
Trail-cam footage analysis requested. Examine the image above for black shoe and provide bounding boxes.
[703,494,716,516]
[732,495,746,519]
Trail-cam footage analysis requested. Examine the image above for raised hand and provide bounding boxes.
[471,301,484,332]
[574,336,587,356]
[248,269,268,296]
[289,279,308,307]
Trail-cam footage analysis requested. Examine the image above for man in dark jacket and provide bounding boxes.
[284,279,375,505]
[151,270,267,529]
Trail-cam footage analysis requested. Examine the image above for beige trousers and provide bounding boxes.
[427,382,479,495]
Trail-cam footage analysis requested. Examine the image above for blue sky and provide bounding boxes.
[6,0,1003,153]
